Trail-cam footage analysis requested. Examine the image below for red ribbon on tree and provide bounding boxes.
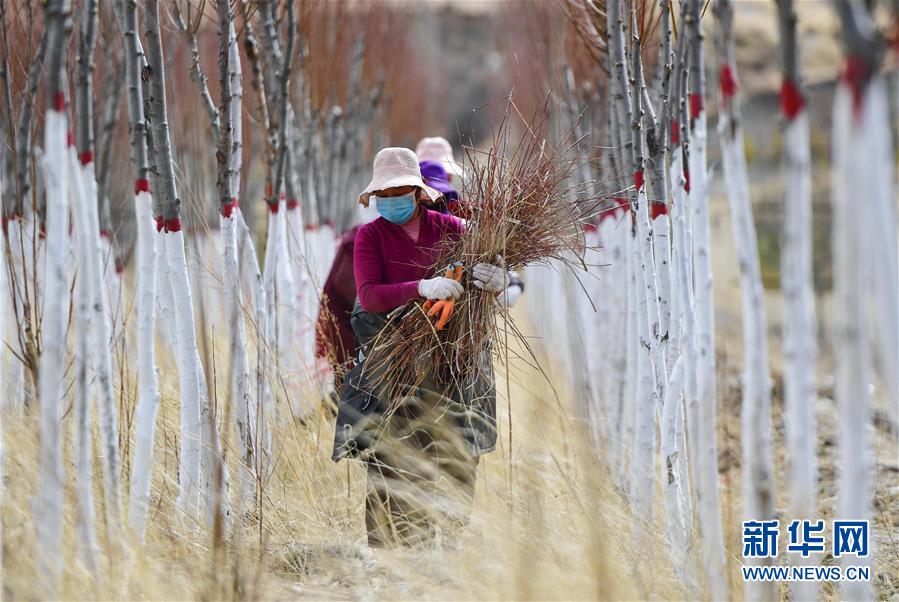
[78,150,93,166]
[842,56,870,116]
[689,93,703,120]
[287,198,299,210]
[155,216,181,232]
[115,262,124,275]
[683,168,691,193]
[634,170,645,190]
[718,64,740,99]
[99,229,110,238]
[222,197,239,218]
[671,119,680,146]
[779,78,804,121]
[53,91,66,112]
[268,201,279,214]
[650,202,669,219]
[134,178,151,195]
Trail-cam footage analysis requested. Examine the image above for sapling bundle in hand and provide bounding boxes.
[364,103,598,416]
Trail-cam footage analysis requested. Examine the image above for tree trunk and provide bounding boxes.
[35,1,72,593]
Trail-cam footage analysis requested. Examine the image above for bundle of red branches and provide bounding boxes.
[364,103,600,412]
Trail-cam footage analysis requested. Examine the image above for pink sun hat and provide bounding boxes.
[415,136,464,180]
[358,147,442,208]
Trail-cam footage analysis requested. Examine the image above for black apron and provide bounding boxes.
[331,301,497,461]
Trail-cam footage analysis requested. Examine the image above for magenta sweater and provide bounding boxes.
[354,208,464,313]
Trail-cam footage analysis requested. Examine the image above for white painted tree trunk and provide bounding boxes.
[653,213,672,348]
[70,155,99,575]
[239,215,271,471]
[35,107,68,591]
[624,224,639,497]
[719,101,776,602]
[863,82,898,426]
[285,205,313,383]
[162,230,204,522]
[780,97,819,602]
[600,213,629,484]
[688,111,728,600]
[832,78,882,602]
[668,151,694,533]
[263,201,299,421]
[73,155,123,544]
[128,187,160,538]
[3,217,26,412]
[626,220,655,523]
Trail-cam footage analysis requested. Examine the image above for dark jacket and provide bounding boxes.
[316,226,360,378]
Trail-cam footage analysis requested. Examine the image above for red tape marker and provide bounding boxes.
[287,198,299,210]
[780,78,804,121]
[53,91,66,112]
[79,150,93,166]
[689,93,703,120]
[268,201,279,214]
[842,56,869,116]
[222,197,239,218]
[99,229,110,238]
[683,169,691,193]
[155,216,164,232]
[650,202,669,219]
[165,217,182,233]
[634,170,645,191]
[135,179,151,195]
[671,119,680,146]
[719,64,739,99]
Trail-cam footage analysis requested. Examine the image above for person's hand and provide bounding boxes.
[472,255,510,294]
[418,276,463,301]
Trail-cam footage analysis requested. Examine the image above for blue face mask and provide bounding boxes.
[375,192,416,224]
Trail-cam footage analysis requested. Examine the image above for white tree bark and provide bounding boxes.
[35,104,68,594]
[238,215,271,473]
[833,77,883,602]
[221,20,256,513]
[164,231,204,521]
[719,93,776,602]
[69,152,99,575]
[688,109,728,599]
[3,216,26,412]
[74,154,123,547]
[780,92,819,602]
[128,187,160,536]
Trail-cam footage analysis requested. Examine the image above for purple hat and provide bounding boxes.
[419,160,459,201]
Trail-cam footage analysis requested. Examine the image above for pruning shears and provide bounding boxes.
[422,261,464,330]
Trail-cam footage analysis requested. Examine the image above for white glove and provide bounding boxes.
[498,283,522,309]
[472,255,510,294]
[418,276,463,300]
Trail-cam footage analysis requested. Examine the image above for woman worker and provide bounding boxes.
[332,147,508,547]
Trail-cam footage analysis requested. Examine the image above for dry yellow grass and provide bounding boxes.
[1,298,685,601]
[2,277,897,600]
